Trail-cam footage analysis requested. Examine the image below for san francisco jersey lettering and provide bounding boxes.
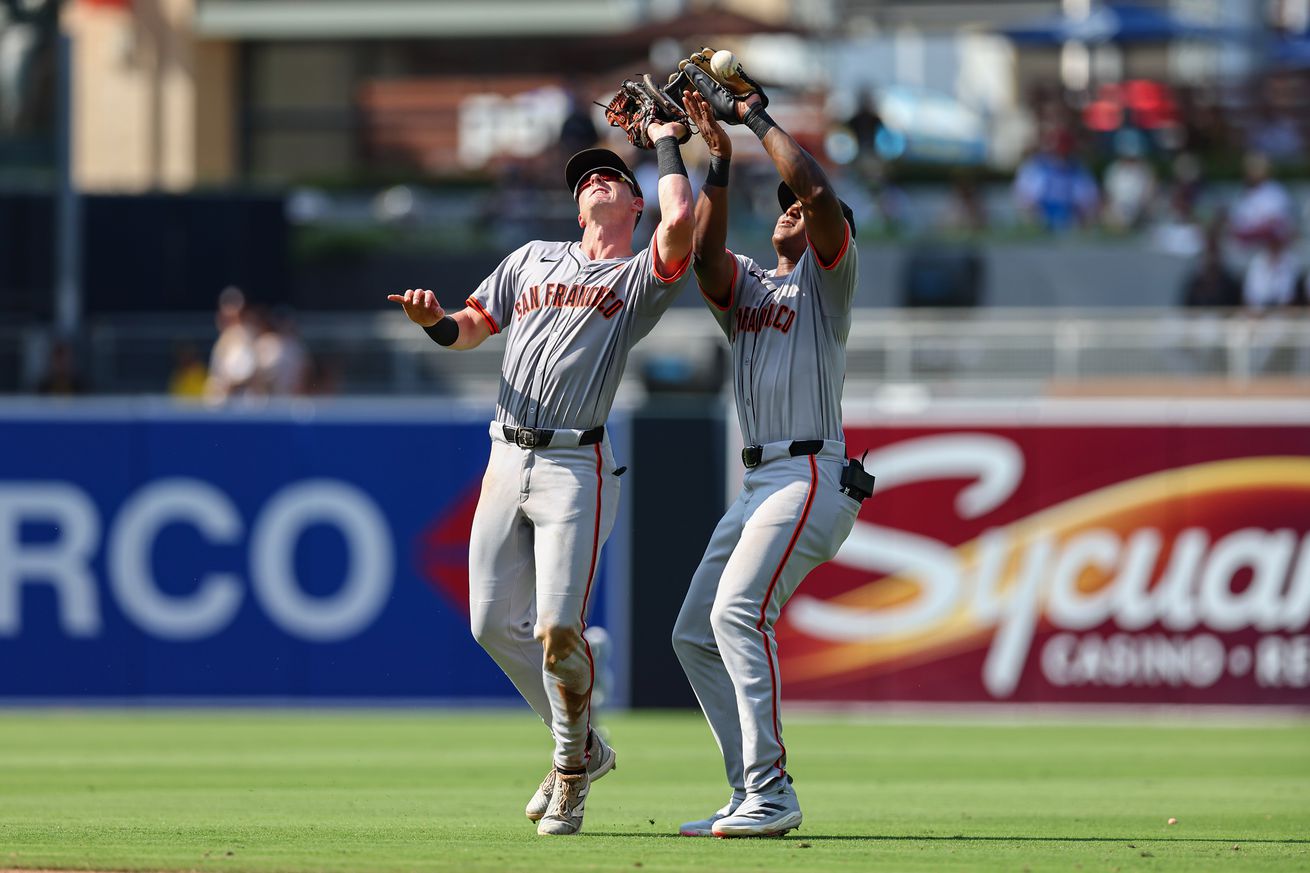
[703,227,858,446]
[468,239,689,430]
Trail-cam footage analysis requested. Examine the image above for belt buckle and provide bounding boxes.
[741,445,763,468]
[515,428,539,449]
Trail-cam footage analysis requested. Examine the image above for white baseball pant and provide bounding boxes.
[468,424,620,770]
[673,446,859,796]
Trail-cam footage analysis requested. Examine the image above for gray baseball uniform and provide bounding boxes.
[673,226,861,797]
[466,238,689,771]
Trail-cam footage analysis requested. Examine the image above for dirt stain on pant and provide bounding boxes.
[556,681,590,723]
[537,624,580,667]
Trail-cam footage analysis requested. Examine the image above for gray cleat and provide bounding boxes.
[525,730,616,822]
[536,770,590,836]
[711,780,802,838]
[678,794,744,837]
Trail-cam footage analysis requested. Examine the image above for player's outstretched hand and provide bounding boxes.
[683,90,731,159]
[387,288,445,327]
[647,119,688,145]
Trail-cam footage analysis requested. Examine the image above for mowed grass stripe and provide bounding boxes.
[0,710,1305,873]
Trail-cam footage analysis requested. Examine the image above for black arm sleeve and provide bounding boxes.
[423,316,459,347]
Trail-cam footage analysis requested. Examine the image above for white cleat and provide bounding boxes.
[536,770,589,836]
[711,781,802,838]
[678,795,743,837]
[525,731,616,822]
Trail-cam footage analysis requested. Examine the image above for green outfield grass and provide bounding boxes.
[0,709,1306,873]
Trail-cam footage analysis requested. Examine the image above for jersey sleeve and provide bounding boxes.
[702,252,750,339]
[809,222,859,315]
[466,243,530,334]
[627,237,692,317]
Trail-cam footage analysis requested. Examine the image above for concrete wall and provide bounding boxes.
[63,0,232,192]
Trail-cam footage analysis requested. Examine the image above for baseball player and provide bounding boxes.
[388,123,694,836]
[670,76,874,837]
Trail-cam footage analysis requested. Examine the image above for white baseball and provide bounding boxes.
[710,49,737,79]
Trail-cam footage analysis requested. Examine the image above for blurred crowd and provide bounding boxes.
[198,286,315,403]
[33,286,323,401]
[461,75,1310,319]
[25,69,1310,399]
[1007,79,1310,314]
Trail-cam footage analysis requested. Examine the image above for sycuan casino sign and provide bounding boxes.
[779,422,1310,704]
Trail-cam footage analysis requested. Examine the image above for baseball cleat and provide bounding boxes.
[711,781,802,838]
[525,730,616,821]
[536,770,590,836]
[678,795,744,837]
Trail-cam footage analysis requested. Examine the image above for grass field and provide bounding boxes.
[0,709,1307,873]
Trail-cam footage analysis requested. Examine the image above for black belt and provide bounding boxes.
[741,439,825,469]
[503,424,604,449]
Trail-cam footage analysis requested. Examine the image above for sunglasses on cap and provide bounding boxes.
[574,168,636,199]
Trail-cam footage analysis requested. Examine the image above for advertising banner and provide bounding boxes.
[779,405,1310,704]
[0,402,625,701]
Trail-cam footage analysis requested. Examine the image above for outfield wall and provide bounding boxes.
[771,400,1310,706]
[3,398,1307,708]
[0,400,631,704]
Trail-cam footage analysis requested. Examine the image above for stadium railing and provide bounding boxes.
[5,309,1309,397]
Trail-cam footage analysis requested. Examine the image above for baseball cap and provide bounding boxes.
[566,148,643,201]
[777,182,857,238]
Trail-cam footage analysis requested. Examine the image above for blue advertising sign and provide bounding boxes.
[0,401,627,702]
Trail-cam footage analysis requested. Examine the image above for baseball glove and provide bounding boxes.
[676,46,769,125]
[603,74,692,150]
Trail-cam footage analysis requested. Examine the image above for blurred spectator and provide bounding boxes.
[252,306,309,396]
[558,88,599,157]
[478,159,550,250]
[940,172,988,235]
[1243,235,1304,311]
[168,343,208,399]
[1102,129,1157,232]
[839,160,910,237]
[1228,152,1294,251]
[1245,101,1304,166]
[846,90,884,162]
[35,339,86,396]
[1173,87,1230,158]
[205,286,257,403]
[1179,226,1241,308]
[1013,128,1099,232]
[1150,153,1207,257]
[1168,151,1205,219]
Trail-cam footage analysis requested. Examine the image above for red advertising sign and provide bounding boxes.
[778,413,1310,704]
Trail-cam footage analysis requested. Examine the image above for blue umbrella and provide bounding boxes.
[1001,1,1234,45]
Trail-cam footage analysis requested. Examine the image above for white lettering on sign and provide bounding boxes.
[1257,636,1310,688]
[0,479,394,643]
[108,479,244,641]
[1040,632,1226,688]
[250,480,393,642]
[0,483,101,636]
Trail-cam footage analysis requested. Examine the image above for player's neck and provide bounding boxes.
[774,240,804,276]
[774,254,801,277]
[580,220,635,260]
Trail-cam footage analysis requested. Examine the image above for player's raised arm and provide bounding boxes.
[386,289,492,351]
[743,103,846,266]
[646,119,694,278]
[683,90,735,307]
[683,57,847,266]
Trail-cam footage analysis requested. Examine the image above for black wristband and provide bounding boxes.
[743,106,777,140]
[655,136,686,178]
[423,316,459,347]
[705,154,730,188]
